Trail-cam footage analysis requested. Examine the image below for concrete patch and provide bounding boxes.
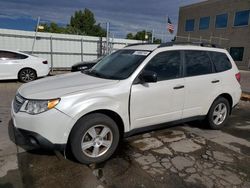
[134,154,157,166]
[0,154,18,177]
[213,151,234,163]
[157,130,186,143]
[171,156,194,171]
[210,169,242,185]
[183,126,250,154]
[169,139,202,153]
[152,147,173,156]
[185,173,214,188]
[131,137,163,151]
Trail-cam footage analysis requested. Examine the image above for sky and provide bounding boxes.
[0,0,205,41]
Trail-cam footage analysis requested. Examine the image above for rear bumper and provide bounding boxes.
[16,128,66,151]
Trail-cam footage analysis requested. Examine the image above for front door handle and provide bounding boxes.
[173,85,184,90]
[211,80,220,83]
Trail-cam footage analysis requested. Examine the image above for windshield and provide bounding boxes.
[85,49,150,80]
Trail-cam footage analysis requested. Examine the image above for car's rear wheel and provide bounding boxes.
[18,68,37,82]
[206,97,230,129]
[70,113,120,164]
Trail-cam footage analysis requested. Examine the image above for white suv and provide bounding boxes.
[11,43,241,164]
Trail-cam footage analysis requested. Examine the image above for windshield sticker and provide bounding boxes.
[133,51,150,56]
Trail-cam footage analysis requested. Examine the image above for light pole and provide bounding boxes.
[31,17,40,54]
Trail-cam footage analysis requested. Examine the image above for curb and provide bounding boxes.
[241,92,250,101]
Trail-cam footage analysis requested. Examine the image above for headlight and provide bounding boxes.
[22,99,60,115]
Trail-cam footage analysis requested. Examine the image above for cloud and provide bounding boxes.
[0,0,205,40]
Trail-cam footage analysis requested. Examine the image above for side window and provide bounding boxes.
[209,51,232,72]
[184,50,212,77]
[0,51,27,60]
[144,51,181,81]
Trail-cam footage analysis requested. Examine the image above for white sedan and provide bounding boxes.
[0,50,50,82]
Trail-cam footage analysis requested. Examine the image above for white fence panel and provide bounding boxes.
[0,29,141,69]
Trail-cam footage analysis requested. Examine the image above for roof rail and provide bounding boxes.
[125,42,155,47]
[158,42,219,48]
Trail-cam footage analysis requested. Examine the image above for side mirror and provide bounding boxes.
[140,70,157,83]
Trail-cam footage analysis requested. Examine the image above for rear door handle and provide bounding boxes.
[211,80,220,83]
[173,85,184,89]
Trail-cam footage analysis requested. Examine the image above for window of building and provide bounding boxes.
[230,47,244,61]
[208,51,232,72]
[234,10,250,26]
[184,50,213,77]
[199,16,210,30]
[215,13,228,28]
[144,51,181,81]
[185,19,195,31]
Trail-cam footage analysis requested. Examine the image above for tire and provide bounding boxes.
[70,113,120,164]
[206,97,230,129]
[18,68,37,82]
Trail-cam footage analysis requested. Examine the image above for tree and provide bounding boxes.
[126,33,134,39]
[40,22,66,33]
[70,9,106,37]
[39,9,106,37]
[126,30,162,44]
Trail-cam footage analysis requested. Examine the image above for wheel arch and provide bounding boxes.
[68,109,125,143]
[212,93,233,114]
[18,67,37,78]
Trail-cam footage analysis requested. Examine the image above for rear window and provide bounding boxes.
[208,51,232,72]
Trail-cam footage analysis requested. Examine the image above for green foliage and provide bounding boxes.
[126,30,162,43]
[39,9,106,37]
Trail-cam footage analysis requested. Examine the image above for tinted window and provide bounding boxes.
[185,50,212,77]
[0,51,27,60]
[230,47,244,61]
[199,16,210,30]
[215,14,228,28]
[209,52,232,72]
[144,51,181,81]
[234,10,250,26]
[185,19,195,31]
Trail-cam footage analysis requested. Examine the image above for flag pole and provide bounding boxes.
[32,16,40,54]
[165,15,168,42]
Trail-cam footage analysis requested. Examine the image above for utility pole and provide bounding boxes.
[31,17,40,54]
[106,22,110,55]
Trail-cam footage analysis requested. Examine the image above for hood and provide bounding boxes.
[18,72,119,99]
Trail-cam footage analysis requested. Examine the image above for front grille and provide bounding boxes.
[13,94,25,113]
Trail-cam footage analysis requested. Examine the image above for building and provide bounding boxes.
[177,0,250,70]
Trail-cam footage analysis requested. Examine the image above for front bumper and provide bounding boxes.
[11,101,74,149]
[16,128,66,151]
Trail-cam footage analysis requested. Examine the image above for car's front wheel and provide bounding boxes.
[206,97,230,129]
[18,68,37,82]
[70,113,120,164]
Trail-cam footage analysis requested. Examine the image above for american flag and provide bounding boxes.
[167,17,174,34]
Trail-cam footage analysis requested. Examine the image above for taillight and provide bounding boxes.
[42,60,48,64]
[235,72,241,83]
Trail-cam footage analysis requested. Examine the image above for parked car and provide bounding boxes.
[11,42,241,164]
[71,56,104,72]
[0,50,49,82]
